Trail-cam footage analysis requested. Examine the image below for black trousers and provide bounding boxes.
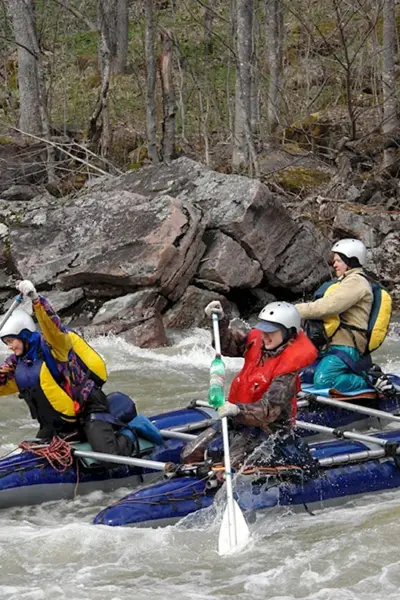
[81,387,133,468]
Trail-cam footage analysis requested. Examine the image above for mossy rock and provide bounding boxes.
[283,112,332,150]
[273,167,331,195]
[281,143,308,154]
[0,136,13,145]
[127,146,148,170]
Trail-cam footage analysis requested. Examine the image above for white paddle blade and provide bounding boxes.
[218,499,250,556]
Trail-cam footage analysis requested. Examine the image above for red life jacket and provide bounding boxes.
[228,329,318,422]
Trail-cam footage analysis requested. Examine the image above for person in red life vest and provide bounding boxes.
[181,301,318,471]
[0,280,133,464]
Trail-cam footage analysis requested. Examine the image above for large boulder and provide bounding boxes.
[93,288,167,325]
[91,157,330,292]
[9,190,207,302]
[44,288,84,312]
[195,230,263,292]
[163,286,239,329]
[82,307,168,348]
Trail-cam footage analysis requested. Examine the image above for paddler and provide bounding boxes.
[0,280,134,461]
[182,301,318,471]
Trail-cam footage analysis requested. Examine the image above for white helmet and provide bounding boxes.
[331,238,367,266]
[0,310,36,340]
[256,301,301,334]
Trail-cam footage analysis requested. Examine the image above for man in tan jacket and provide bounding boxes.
[296,238,374,393]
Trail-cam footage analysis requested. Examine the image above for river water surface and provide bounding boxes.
[0,326,399,600]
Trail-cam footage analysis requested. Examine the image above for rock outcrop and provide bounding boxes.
[0,157,379,347]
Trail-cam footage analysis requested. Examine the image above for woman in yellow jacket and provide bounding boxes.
[0,280,133,462]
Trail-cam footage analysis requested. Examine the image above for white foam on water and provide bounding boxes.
[0,322,399,599]
[91,329,243,374]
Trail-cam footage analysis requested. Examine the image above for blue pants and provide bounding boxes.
[313,345,368,393]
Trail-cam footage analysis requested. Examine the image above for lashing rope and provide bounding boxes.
[240,464,305,476]
[19,436,74,473]
[110,475,211,508]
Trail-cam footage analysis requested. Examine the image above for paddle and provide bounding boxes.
[297,393,400,424]
[209,314,250,556]
[0,295,24,331]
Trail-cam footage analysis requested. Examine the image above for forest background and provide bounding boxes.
[1,1,400,194]
[0,1,399,326]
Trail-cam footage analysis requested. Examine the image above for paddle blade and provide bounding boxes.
[218,499,250,556]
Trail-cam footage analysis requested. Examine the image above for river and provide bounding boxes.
[0,325,399,600]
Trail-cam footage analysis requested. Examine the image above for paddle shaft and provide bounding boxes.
[0,296,23,330]
[212,314,239,550]
[298,392,400,423]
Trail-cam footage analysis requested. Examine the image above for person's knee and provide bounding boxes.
[313,370,334,388]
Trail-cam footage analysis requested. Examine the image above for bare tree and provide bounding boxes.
[115,0,129,73]
[265,0,284,137]
[232,0,259,174]
[381,0,399,169]
[89,0,112,157]
[159,28,176,162]
[307,0,381,140]
[7,0,42,134]
[7,0,56,182]
[203,0,214,54]
[96,0,117,73]
[145,0,159,163]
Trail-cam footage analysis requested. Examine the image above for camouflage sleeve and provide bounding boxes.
[217,317,251,357]
[0,354,19,395]
[234,373,297,431]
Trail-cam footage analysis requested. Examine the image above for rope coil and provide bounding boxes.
[19,436,74,473]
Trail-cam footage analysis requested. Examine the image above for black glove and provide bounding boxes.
[374,375,397,398]
[368,365,396,398]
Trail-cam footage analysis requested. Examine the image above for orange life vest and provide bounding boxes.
[228,329,318,422]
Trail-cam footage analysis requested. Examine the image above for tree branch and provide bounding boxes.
[53,0,97,31]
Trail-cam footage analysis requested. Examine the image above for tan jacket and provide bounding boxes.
[296,268,374,353]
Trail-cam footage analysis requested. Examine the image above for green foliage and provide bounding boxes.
[68,31,99,57]
[1,0,396,170]
[273,167,331,195]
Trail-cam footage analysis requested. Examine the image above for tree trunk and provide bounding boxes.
[382,0,399,170]
[145,0,159,163]
[232,0,258,174]
[159,28,176,162]
[7,0,42,135]
[203,0,214,55]
[115,0,129,74]
[8,0,56,182]
[89,0,112,158]
[265,0,283,137]
[97,0,118,73]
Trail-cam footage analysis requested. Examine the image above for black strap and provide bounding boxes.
[328,348,375,389]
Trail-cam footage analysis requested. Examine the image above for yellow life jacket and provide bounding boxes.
[68,331,108,387]
[15,351,77,425]
[313,275,392,354]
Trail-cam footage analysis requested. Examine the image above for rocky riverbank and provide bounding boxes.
[0,156,398,347]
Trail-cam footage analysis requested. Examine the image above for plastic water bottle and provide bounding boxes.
[208,355,225,409]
